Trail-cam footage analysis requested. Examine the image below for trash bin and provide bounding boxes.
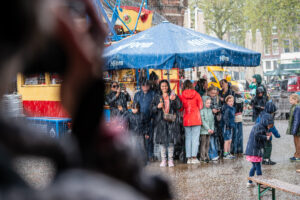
[26,117,71,138]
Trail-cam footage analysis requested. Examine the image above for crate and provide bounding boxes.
[26,117,71,138]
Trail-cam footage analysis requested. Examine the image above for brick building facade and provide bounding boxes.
[148,0,188,26]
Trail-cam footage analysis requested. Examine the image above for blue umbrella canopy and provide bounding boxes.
[103,22,261,70]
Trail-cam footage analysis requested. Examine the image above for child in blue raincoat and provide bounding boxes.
[245,114,274,188]
[255,101,280,165]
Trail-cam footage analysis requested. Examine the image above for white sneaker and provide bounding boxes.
[187,158,192,164]
[211,156,219,161]
[247,182,255,188]
[191,158,200,164]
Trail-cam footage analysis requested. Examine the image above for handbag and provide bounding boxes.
[161,97,176,122]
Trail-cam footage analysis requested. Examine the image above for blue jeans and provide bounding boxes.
[209,136,219,159]
[249,162,262,183]
[232,122,243,154]
[184,126,201,158]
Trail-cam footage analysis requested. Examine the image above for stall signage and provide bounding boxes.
[105,42,153,56]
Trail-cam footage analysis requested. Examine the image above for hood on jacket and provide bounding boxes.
[253,74,262,85]
[260,113,274,127]
[182,89,197,99]
[202,96,211,107]
[264,101,277,114]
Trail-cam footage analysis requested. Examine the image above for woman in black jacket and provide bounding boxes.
[151,80,182,167]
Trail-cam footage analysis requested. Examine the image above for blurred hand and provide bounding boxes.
[118,105,123,111]
[145,135,149,139]
[212,109,218,113]
[267,135,271,140]
[170,94,176,101]
[157,102,163,109]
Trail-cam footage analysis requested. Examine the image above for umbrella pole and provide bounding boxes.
[167,69,170,81]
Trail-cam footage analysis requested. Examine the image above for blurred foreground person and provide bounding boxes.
[0,0,171,199]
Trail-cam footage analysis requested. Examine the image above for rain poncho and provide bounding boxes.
[151,94,182,145]
[245,114,274,157]
[252,74,267,97]
[179,89,203,126]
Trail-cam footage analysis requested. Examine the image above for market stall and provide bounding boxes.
[103,22,261,120]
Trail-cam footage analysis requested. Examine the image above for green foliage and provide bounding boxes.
[244,0,300,45]
[189,0,246,44]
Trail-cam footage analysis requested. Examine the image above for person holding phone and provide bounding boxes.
[106,81,131,118]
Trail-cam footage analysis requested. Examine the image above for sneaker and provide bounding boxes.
[228,154,236,159]
[191,158,200,164]
[205,159,209,163]
[224,153,235,160]
[168,160,174,167]
[247,182,255,188]
[211,156,219,161]
[263,159,276,165]
[290,157,300,161]
[187,158,192,164]
[160,160,167,167]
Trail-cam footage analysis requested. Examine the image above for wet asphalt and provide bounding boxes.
[14,120,300,199]
[146,120,300,200]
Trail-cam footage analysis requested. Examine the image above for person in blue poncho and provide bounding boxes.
[255,101,280,165]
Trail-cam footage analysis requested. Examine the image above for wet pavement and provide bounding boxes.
[15,120,300,199]
[146,120,300,200]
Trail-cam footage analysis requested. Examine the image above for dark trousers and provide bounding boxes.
[218,120,224,157]
[231,122,243,154]
[249,162,262,183]
[200,135,210,160]
[145,138,153,160]
[263,140,272,159]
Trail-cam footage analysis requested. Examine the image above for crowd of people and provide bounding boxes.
[105,72,254,167]
[106,72,300,186]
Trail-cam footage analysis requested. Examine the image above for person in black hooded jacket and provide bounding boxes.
[252,86,268,122]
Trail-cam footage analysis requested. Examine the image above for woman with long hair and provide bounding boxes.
[179,80,203,164]
[195,78,208,97]
[151,80,182,167]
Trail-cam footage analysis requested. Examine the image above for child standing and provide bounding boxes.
[286,93,300,162]
[256,101,280,165]
[124,102,147,164]
[200,96,215,162]
[245,114,273,187]
[207,86,221,161]
[223,95,236,159]
[231,85,244,155]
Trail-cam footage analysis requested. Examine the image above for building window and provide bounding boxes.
[273,61,277,70]
[293,39,299,52]
[272,39,279,55]
[24,73,46,85]
[264,44,270,55]
[272,26,277,35]
[284,40,290,53]
[266,61,271,70]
